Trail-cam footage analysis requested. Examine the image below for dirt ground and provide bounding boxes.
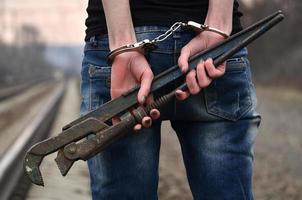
[158,86,302,200]
[253,87,302,200]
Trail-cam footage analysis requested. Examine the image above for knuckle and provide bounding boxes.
[181,46,188,53]
[205,65,216,78]
[178,60,186,69]
[144,72,153,80]
[191,87,200,95]
[188,86,195,94]
[186,76,193,86]
[206,58,213,63]
[216,70,224,77]
[177,58,182,66]
[191,69,197,76]
[206,61,213,68]
[198,63,206,72]
[199,78,211,88]
[149,72,154,79]
[204,80,211,87]
[198,80,206,88]
[197,63,204,71]
[207,70,217,78]
[186,77,194,89]
[187,73,195,81]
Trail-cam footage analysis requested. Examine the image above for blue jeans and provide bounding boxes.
[80,26,261,200]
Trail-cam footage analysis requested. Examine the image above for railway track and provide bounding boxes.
[0,80,47,102]
[0,81,66,200]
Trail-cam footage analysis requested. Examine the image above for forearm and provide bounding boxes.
[102,0,136,50]
[206,0,234,35]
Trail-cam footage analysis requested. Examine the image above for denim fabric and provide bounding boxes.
[80,25,261,200]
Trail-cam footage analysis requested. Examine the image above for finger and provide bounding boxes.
[178,35,208,74]
[175,89,190,100]
[112,116,120,125]
[196,61,212,88]
[216,61,226,75]
[186,70,200,95]
[204,58,226,79]
[150,109,160,120]
[178,46,191,73]
[138,68,154,104]
[145,94,154,106]
[133,124,142,131]
[142,116,152,128]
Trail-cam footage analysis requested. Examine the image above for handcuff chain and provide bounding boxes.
[151,22,187,44]
[107,21,229,64]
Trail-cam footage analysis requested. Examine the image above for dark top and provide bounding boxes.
[85,0,243,41]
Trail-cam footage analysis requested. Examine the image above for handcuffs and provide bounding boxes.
[107,21,229,65]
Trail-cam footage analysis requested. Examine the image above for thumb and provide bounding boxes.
[137,68,154,104]
[178,46,191,73]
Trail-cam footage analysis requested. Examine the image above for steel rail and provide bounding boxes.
[0,82,65,200]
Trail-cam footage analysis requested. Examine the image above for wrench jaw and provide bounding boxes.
[23,153,44,186]
[54,149,74,176]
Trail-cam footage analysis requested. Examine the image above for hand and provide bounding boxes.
[110,51,160,130]
[176,31,227,100]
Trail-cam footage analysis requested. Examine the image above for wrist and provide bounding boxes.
[109,31,137,50]
[205,0,234,35]
[205,18,232,36]
[108,39,150,64]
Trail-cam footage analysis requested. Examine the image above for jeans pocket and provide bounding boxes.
[88,64,111,111]
[81,37,112,114]
[204,57,252,121]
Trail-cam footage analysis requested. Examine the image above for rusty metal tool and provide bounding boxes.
[24,11,284,186]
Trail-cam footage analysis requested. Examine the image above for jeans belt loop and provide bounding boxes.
[90,36,98,47]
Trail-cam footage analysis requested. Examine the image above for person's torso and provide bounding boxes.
[85,0,243,41]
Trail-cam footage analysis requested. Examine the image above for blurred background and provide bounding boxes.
[0,0,301,200]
